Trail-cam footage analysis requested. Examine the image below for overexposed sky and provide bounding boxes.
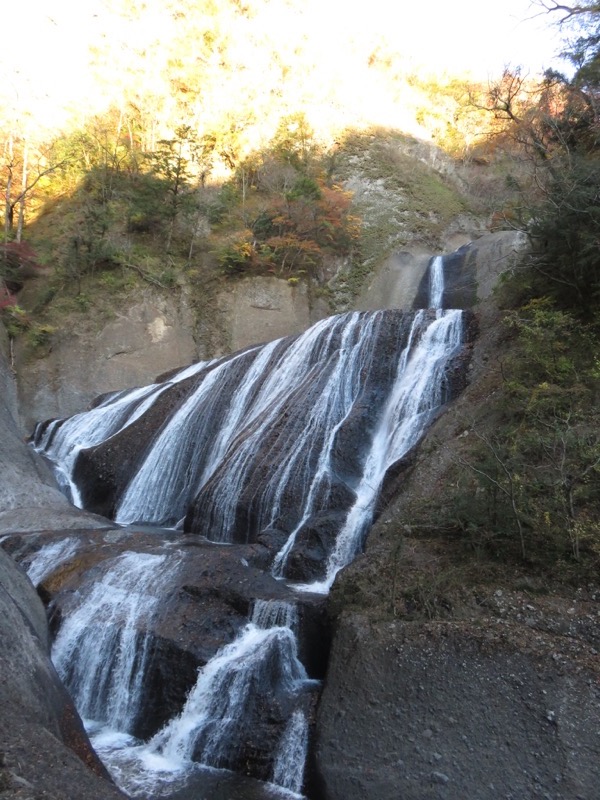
[309,0,566,76]
[1,0,567,132]
[391,0,566,75]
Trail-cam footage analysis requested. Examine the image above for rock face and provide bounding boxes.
[0,546,124,799]
[16,277,329,431]
[0,326,110,533]
[309,228,598,800]
[16,291,198,430]
[358,230,527,313]
[14,233,524,432]
[314,614,600,800]
[217,275,329,353]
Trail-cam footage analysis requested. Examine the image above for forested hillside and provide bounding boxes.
[0,0,504,346]
[2,0,600,580]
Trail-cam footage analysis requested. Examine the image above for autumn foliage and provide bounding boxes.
[216,121,360,279]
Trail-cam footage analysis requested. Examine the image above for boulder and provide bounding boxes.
[0,547,124,799]
[313,613,600,800]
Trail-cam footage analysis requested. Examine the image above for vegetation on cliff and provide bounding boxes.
[1,0,506,341]
[450,1,600,576]
[332,5,600,620]
[2,0,599,587]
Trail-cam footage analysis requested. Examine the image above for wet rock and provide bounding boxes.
[4,527,331,779]
[283,512,348,582]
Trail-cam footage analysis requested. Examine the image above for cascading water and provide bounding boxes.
[274,255,462,589]
[149,599,310,770]
[89,599,315,798]
[31,250,467,798]
[429,254,445,309]
[296,306,463,593]
[31,359,206,506]
[24,536,80,587]
[112,311,393,534]
[52,551,179,734]
[272,709,310,794]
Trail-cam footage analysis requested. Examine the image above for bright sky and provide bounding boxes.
[387,0,566,76]
[1,0,567,133]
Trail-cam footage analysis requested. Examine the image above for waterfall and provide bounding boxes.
[147,599,309,768]
[24,536,80,587]
[33,307,463,583]
[429,254,445,309]
[52,551,179,733]
[253,598,298,631]
[31,359,207,507]
[273,304,463,588]
[115,312,391,534]
[272,709,309,795]
[90,598,314,798]
[298,307,463,592]
[31,250,467,798]
[115,342,271,526]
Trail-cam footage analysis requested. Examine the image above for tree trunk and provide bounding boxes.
[16,141,28,243]
[4,134,13,243]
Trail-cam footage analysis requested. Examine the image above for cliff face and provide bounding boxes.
[0,329,111,533]
[14,231,520,433]
[15,277,328,431]
[2,230,599,799]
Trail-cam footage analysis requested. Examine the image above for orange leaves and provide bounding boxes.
[244,178,357,276]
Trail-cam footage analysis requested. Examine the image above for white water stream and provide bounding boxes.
[32,359,207,507]
[36,253,460,798]
[52,551,179,732]
[24,536,81,586]
[85,599,313,798]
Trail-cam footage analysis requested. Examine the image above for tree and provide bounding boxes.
[2,132,67,244]
[148,124,216,253]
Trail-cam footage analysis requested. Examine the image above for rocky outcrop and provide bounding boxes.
[310,228,600,800]
[314,613,600,800]
[0,546,124,799]
[0,325,111,533]
[3,527,328,784]
[16,290,198,430]
[358,230,527,313]
[217,275,329,354]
